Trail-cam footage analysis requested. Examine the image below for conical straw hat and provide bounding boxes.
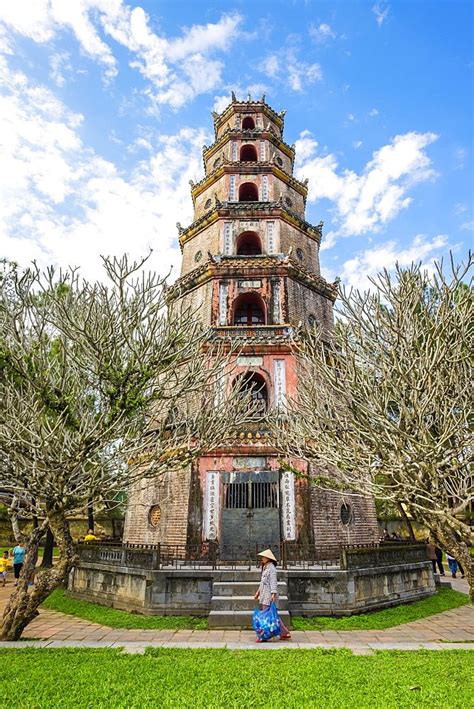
[257,548,277,562]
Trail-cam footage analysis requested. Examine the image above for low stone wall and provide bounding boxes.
[69,559,435,617]
[287,562,435,616]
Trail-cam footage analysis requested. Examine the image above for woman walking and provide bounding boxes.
[254,549,291,642]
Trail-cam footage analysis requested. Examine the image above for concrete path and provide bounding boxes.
[0,580,472,653]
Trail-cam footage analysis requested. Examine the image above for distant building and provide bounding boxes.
[124,96,379,555]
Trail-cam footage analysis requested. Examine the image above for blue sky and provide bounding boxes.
[0,0,472,288]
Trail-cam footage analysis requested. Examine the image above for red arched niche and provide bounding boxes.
[242,116,255,130]
[239,182,258,202]
[240,144,257,162]
[236,231,262,255]
[233,371,268,416]
[233,293,266,326]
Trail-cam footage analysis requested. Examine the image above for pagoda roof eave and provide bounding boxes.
[167,256,338,303]
[179,203,322,247]
[203,128,294,162]
[191,162,307,200]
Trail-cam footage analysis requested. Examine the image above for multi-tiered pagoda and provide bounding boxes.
[124,96,379,555]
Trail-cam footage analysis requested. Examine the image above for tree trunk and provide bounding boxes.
[0,510,77,641]
[87,498,94,532]
[397,503,416,540]
[40,528,55,569]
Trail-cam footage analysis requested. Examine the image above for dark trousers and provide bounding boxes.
[13,563,23,579]
[431,559,445,575]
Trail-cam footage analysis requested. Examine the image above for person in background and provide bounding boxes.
[83,529,97,542]
[434,545,445,576]
[11,542,26,586]
[426,539,438,574]
[446,553,458,578]
[0,551,10,586]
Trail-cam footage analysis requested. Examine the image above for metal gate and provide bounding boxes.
[220,471,281,560]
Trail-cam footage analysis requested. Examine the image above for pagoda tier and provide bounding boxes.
[123,96,380,554]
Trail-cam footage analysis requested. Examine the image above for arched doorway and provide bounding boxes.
[236,231,262,255]
[242,116,255,130]
[240,144,258,162]
[233,293,265,325]
[238,182,258,202]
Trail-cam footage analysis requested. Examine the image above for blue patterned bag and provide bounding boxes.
[252,601,282,640]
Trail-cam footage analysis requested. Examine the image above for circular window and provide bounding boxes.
[296,248,304,261]
[204,198,212,209]
[213,157,221,169]
[340,503,353,525]
[148,505,161,527]
[285,197,293,207]
[308,314,316,327]
[194,250,203,263]
[276,156,283,167]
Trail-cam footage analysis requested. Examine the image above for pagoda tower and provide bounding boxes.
[123,96,379,554]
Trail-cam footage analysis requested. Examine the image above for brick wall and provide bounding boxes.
[123,465,192,546]
[310,485,380,548]
[286,279,334,333]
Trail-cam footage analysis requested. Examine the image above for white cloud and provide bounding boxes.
[0,3,243,108]
[339,234,449,291]
[309,23,336,43]
[49,51,73,87]
[369,107,379,116]
[0,56,207,280]
[460,221,474,231]
[454,202,468,216]
[262,55,280,77]
[295,129,438,247]
[372,2,390,27]
[347,113,355,121]
[353,140,363,149]
[262,50,322,91]
[454,147,467,169]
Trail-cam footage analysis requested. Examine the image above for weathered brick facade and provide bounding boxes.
[124,96,379,553]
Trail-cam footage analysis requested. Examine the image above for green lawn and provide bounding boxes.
[43,586,468,631]
[292,587,469,630]
[42,590,208,629]
[3,648,472,708]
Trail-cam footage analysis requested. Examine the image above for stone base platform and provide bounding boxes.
[69,559,435,627]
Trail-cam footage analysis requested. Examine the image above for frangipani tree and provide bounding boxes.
[0,255,255,640]
[271,254,473,598]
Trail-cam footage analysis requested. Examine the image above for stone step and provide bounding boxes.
[213,581,287,597]
[211,595,289,611]
[208,609,291,629]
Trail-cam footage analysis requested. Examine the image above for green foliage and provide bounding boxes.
[42,590,208,629]
[42,587,468,633]
[3,648,473,708]
[292,588,469,630]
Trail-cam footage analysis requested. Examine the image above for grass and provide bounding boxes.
[43,586,468,632]
[3,647,473,708]
[292,587,469,631]
[42,590,208,629]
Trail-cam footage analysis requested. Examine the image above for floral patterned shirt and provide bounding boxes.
[258,562,278,606]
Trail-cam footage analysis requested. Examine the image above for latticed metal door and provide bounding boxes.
[220,471,281,560]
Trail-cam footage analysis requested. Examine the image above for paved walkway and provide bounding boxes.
[0,581,472,653]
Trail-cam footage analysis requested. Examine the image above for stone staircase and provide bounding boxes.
[208,570,290,629]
